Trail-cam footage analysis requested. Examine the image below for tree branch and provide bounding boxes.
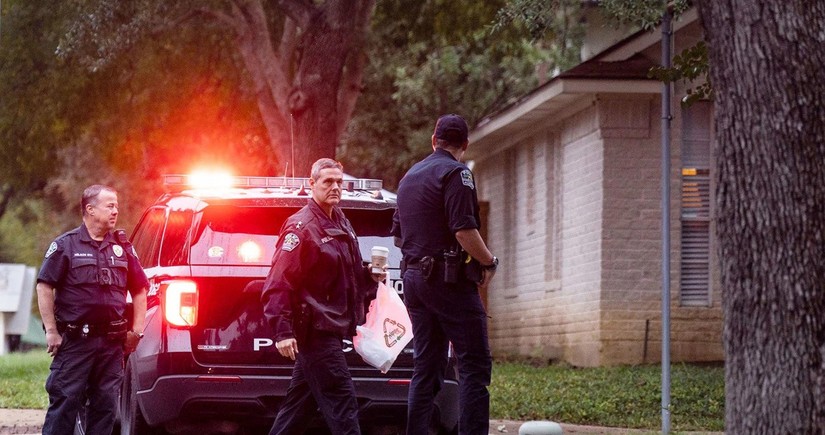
[276,0,314,28]
[0,184,14,223]
[335,0,376,138]
[278,17,299,74]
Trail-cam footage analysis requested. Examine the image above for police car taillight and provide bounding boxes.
[162,280,198,327]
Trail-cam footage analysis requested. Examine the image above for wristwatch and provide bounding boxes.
[482,256,499,271]
[130,330,144,339]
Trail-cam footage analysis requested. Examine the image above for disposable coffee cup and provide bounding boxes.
[371,246,389,273]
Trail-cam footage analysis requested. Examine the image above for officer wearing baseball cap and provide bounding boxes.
[392,114,498,435]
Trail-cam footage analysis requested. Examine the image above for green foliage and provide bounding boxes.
[1,0,272,257]
[0,199,69,265]
[0,0,89,210]
[649,41,713,106]
[493,0,584,71]
[340,0,554,188]
[0,351,50,409]
[599,0,690,30]
[490,361,725,431]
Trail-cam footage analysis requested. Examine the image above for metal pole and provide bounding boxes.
[660,5,673,434]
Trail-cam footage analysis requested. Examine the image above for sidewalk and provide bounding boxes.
[0,409,720,435]
[0,409,42,435]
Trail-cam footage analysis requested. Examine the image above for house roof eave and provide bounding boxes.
[467,77,661,159]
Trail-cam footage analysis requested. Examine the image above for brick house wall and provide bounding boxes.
[469,12,723,366]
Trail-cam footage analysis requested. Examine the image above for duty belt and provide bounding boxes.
[56,318,127,338]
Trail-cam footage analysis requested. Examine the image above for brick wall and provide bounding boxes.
[474,90,723,367]
[479,104,605,366]
[598,95,722,365]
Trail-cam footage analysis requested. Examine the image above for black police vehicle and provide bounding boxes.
[107,173,458,435]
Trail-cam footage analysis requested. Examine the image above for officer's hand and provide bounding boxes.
[276,338,299,360]
[124,331,142,354]
[478,268,497,289]
[369,263,388,283]
[45,330,62,357]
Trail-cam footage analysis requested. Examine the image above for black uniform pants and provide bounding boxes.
[403,268,492,435]
[42,335,123,435]
[268,330,360,435]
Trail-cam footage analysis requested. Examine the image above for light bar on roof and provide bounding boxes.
[163,174,383,191]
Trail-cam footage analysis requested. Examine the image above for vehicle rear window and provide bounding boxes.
[188,206,397,266]
[132,208,165,268]
[160,210,194,266]
[190,206,293,266]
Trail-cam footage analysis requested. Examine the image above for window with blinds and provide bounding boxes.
[545,135,562,286]
[503,147,517,298]
[680,101,712,306]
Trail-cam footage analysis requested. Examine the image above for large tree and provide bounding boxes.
[340,0,559,188]
[0,0,86,220]
[59,0,376,175]
[695,1,825,432]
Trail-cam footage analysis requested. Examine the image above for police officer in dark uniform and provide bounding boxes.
[392,114,498,435]
[36,184,148,435]
[261,158,386,435]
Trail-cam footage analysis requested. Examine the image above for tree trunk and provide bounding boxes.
[288,0,374,175]
[230,0,375,176]
[695,1,825,432]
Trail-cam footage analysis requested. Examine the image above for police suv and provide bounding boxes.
[113,174,458,434]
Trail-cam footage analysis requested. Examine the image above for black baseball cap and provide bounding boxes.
[434,114,468,143]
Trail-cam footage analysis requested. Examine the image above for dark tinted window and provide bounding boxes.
[159,210,194,266]
[343,208,394,237]
[186,205,398,266]
[189,206,296,266]
[343,208,401,265]
[131,208,165,268]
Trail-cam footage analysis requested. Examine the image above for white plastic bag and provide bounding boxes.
[353,282,413,373]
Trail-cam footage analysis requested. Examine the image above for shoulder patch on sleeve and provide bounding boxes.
[460,169,475,189]
[45,242,58,258]
[281,233,300,252]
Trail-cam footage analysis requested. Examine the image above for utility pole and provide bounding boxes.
[660,3,673,434]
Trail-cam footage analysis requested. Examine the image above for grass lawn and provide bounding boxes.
[0,350,724,431]
[0,350,50,409]
[491,361,724,432]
